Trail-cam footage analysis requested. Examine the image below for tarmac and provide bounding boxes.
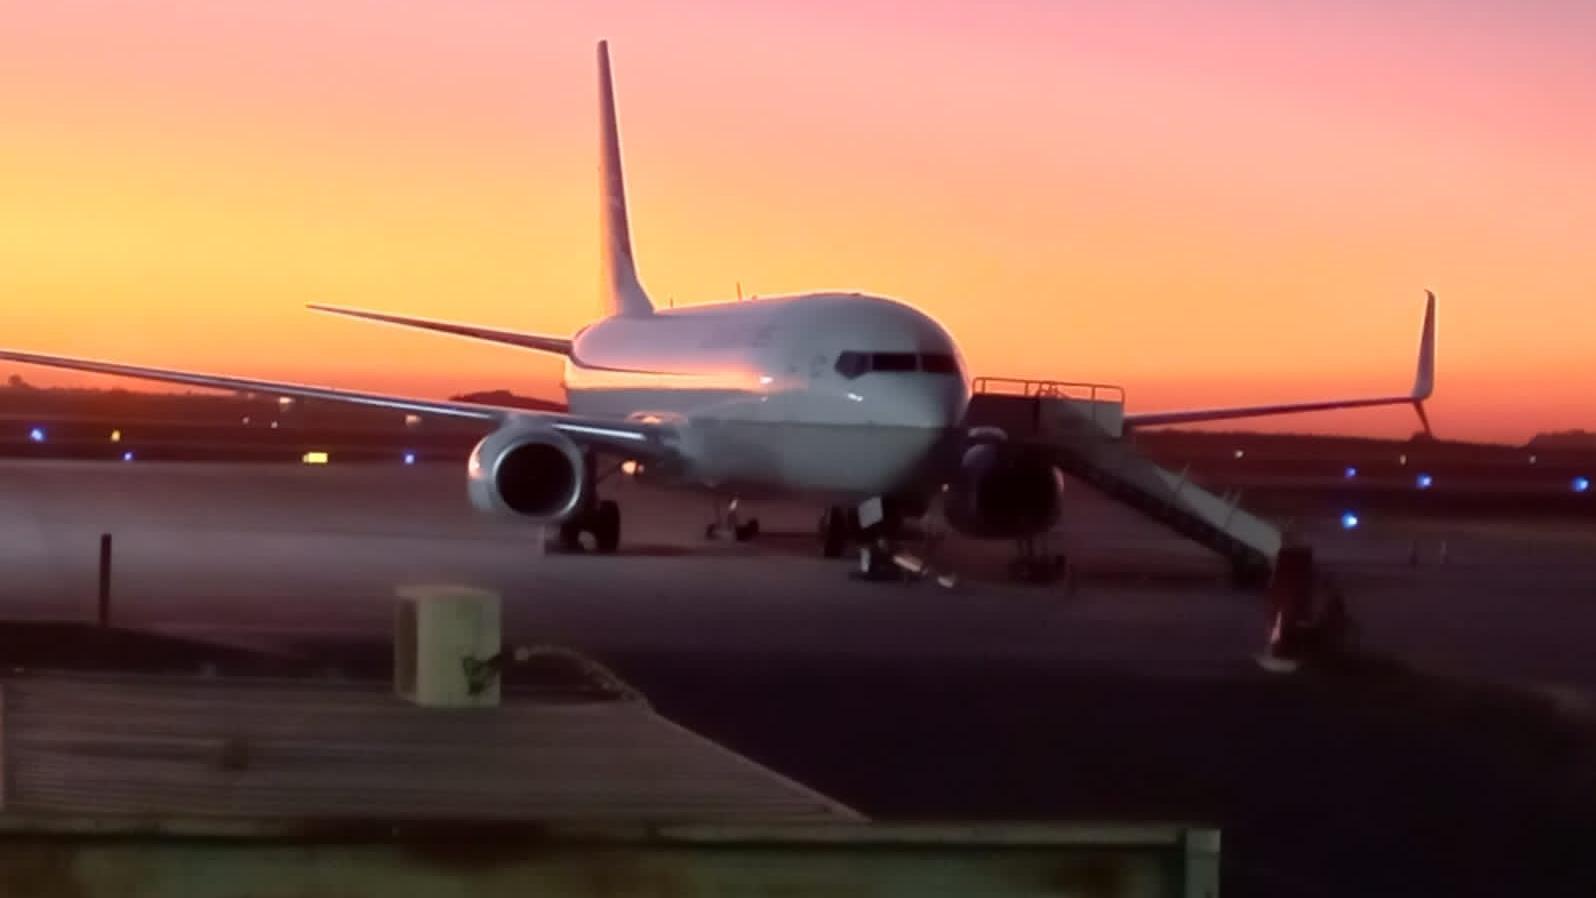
[0,458,1594,896]
[0,460,1262,671]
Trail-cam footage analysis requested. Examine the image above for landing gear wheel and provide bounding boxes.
[820,506,848,558]
[594,500,621,554]
[558,519,584,552]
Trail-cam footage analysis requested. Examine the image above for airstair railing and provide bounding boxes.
[972,377,1126,406]
[971,377,1127,434]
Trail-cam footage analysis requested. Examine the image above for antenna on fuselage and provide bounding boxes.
[736,281,743,302]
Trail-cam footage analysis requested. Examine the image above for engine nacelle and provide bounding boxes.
[944,440,1063,539]
[468,424,586,521]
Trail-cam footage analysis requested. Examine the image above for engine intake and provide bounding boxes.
[468,425,586,521]
[944,440,1063,539]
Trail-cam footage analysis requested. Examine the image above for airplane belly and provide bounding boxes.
[681,419,948,499]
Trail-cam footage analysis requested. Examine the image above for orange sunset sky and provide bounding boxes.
[1,1,1592,443]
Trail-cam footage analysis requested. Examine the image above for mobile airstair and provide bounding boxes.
[966,378,1281,584]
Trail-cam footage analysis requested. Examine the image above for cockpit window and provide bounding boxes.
[871,352,917,372]
[835,351,869,379]
[834,351,960,378]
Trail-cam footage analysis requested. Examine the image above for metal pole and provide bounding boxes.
[97,533,112,628]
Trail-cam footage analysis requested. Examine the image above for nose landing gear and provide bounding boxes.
[833,497,957,588]
[819,506,855,558]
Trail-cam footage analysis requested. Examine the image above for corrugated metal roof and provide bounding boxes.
[0,674,860,824]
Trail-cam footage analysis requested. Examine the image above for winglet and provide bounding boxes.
[597,40,653,318]
[1412,290,1436,400]
[1411,290,1437,435]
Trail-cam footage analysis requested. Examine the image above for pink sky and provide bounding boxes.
[1,1,1593,442]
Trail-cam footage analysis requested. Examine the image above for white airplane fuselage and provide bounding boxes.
[564,292,970,499]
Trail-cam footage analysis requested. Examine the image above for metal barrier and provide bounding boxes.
[972,377,1126,406]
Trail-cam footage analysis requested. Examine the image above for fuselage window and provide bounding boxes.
[920,353,959,374]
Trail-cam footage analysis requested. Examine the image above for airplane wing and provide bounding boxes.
[1124,292,1437,432]
[308,304,573,356]
[0,349,664,456]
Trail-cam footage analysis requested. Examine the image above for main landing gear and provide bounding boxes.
[558,498,621,553]
[555,497,616,555]
[557,454,622,554]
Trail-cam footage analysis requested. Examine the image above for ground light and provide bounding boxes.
[403,452,417,465]
[28,427,45,443]
[121,451,134,462]
[302,451,330,465]
[1575,476,1591,494]
[1416,473,1434,489]
[1344,466,1358,479]
[1340,511,1360,530]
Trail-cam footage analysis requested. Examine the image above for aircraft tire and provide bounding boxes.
[558,519,584,552]
[594,500,621,554]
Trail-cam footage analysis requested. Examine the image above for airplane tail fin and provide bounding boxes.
[597,41,653,318]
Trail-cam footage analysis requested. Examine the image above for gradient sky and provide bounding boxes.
[2,0,1593,443]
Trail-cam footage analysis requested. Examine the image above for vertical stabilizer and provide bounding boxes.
[597,41,653,317]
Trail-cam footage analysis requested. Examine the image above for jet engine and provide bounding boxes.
[943,440,1063,539]
[467,424,586,521]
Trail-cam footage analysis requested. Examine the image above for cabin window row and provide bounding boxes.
[834,352,959,379]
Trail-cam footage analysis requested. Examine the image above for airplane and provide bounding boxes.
[0,41,1436,571]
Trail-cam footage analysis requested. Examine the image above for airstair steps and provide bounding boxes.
[966,383,1281,583]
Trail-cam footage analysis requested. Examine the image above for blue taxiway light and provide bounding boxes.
[1575,476,1591,494]
[121,451,134,462]
[1416,473,1434,490]
[27,427,45,443]
[1340,511,1360,530]
[403,452,417,465]
[1344,466,1358,479]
